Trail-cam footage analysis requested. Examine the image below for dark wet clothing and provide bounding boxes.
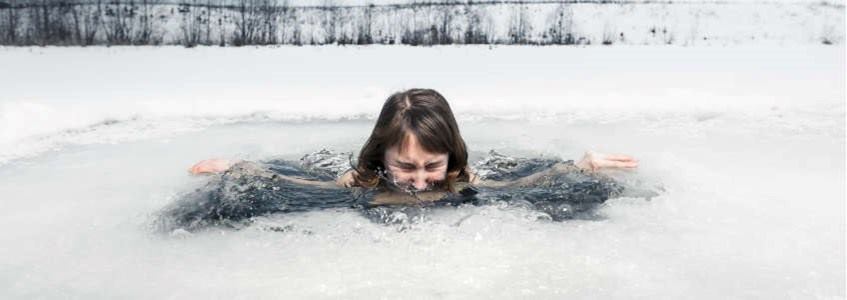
[157,150,655,232]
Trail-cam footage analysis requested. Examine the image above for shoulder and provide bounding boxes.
[466,168,480,185]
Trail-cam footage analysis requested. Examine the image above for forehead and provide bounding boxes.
[385,133,448,162]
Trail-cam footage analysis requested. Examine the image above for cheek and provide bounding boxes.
[428,169,447,181]
[385,166,412,179]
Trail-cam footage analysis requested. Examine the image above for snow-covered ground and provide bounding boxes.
[0,45,844,298]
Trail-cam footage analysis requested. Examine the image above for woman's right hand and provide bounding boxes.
[188,158,237,175]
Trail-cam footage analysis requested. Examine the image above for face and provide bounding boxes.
[383,133,449,191]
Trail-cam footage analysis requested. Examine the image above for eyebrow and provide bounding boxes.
[393,159,446,166]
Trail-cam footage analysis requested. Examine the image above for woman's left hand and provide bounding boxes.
[575,151,639,171]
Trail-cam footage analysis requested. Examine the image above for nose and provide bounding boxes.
[410,170,429,190]
[411,179,428,190]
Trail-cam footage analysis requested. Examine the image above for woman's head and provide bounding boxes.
[354,88,469,192]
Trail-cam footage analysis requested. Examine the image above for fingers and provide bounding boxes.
[188,163,199,174]
[188,159,213,175]
[595,158,639,169]
[581,151,640,171]
[188,164,204,175]
[612,160,639,168]
[603,154,637,162]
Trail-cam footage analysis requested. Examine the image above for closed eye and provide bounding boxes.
[395,162,417,170]
[425,162,445,170]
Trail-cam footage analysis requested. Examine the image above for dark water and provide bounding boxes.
[156,150,659,232]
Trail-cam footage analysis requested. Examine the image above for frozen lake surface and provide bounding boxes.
[0,45,843,298]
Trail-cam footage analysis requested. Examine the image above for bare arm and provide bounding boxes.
[233,160,342,189]
[189,158,342,189]
[470,151,638,188]
[471,161,581,188]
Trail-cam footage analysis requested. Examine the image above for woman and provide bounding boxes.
[163,89,640,231]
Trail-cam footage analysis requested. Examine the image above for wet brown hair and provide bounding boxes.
[353,88,470,192]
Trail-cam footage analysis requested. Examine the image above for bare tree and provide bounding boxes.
[215,0,227,46]
[334,6,353,45]
[507,4,531,44]
[321,0,337,45]
[81,0,104,45]
[601,21,614,45]
[2,0,20,44]
[435,3,453,44]
[103,0,136,45]
[179,0,208,47]
[287,7,302,45]
[546,3,573,45]
[51,0,81,44]
[204,0,212,44]
[462,3,489,44]
[26,0,51,45]
[401,3,422,45]
[135,0,163,45]
[259,0,279,45]
[355,3,374,44]
[232,0,260,45]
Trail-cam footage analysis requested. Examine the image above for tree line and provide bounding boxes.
[0,0,592,46]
